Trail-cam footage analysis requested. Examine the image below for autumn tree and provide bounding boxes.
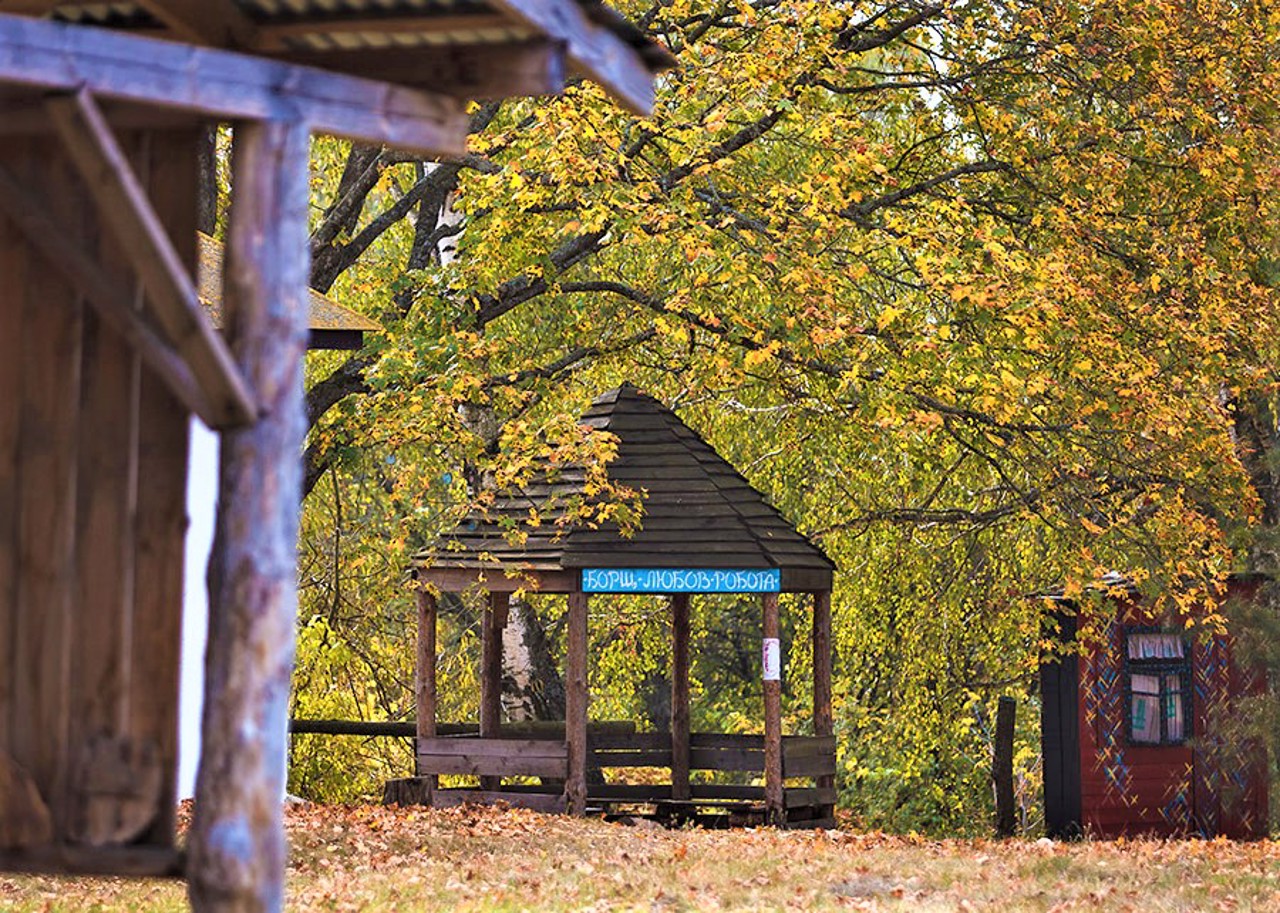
[290,0,1280,829]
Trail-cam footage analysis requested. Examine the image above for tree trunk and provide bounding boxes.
[188,120,310,913]
[500,596,565,722]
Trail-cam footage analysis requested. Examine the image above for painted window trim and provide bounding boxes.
[1122,626,1193,746]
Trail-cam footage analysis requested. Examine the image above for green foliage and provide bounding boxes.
[289,0,1280,833]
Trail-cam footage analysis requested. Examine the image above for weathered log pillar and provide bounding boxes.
[670,593,691,801]
[813,590,834,817]
[188,119,309,913]
[480,590,507,791]
[415,583,438,796]
[565,592,589,815]
[762,592,783,826]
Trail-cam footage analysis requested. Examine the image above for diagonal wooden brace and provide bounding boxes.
[44,86,258,428]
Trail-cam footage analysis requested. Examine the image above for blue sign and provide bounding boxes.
[581,568,781,594]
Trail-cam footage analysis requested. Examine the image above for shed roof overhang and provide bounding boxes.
[0,1,671,156]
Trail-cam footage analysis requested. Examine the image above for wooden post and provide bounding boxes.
[415,583,438,798]
[565,592,588,815]
[994,695,1017,837]
[479,591,507,791]
[670,593,691,801]
[813,590,834,817]
[762,592,783,826]
[187,119,310,913]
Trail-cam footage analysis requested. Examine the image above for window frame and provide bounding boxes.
[1122,626,1193,747]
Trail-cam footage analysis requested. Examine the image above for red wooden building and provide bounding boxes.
[1040,575,1269,839]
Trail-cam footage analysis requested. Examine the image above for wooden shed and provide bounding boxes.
[1040,575,1269,839]
[0,3,665,907]
[402,385,839,828]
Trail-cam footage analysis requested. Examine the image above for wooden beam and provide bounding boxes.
[480,591,507,792]
[813,589,834,817]
[0,163,217,425]
[670,593,691,802]
[273,40,567,101]
[762,592,783,826]
[0,845,184,878]
[133,0,257,49]
[11,139,81,840]
[0,13,469,154]
[415,587,438,797]
[994,696,1016,837]
[0,1,60,13]
[187,119,311,913]
[252,14,514,51]
[565,592,589,816]
[411,567,580,594]
[44,88,257,429]
[488,0,657,114]
[0,99,213,138]
[131,130,201,850]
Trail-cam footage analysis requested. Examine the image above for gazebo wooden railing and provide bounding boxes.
[407,729,836,826]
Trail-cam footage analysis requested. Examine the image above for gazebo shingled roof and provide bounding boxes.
[414,384,834,593]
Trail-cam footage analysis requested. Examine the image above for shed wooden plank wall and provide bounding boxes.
[0,132,192,855]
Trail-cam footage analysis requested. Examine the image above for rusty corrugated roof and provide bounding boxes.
[197,232,381,335]
[39,1,675,84]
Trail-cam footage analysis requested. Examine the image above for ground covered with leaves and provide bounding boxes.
[3,804,1279,911]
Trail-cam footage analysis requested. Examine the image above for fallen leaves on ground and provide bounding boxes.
[2,804,1279,910]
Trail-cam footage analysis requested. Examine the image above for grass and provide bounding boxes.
[2,804,1279,911]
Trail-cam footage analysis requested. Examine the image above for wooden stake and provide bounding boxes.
[670,593,691,802]
[415,585,437,799]
[480,591,507,792]
[994,696,1017,837]
[762,592,783,826]
[565,592,588,816]
[187,119,310,913]
[813,590,834,816]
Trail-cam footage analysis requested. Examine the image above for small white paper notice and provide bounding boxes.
[762,638,781,681]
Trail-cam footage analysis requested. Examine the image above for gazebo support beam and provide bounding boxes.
[480,591,508,792]
[670,593,691,801]
[565,592,589,816]
[762,592,783,826]
[415,585,438,797]
[813,590,834,819]
[187,118,310,913]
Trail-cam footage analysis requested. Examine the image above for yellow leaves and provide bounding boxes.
[875,306,901,331]
[743,340,781,369]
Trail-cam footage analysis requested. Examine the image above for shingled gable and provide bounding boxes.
[416,384,835,592]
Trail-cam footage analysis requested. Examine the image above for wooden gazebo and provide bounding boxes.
[403,386,838,828]
[0,3,665,908]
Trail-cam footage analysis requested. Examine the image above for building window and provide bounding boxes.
[1125,630,1191,745]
